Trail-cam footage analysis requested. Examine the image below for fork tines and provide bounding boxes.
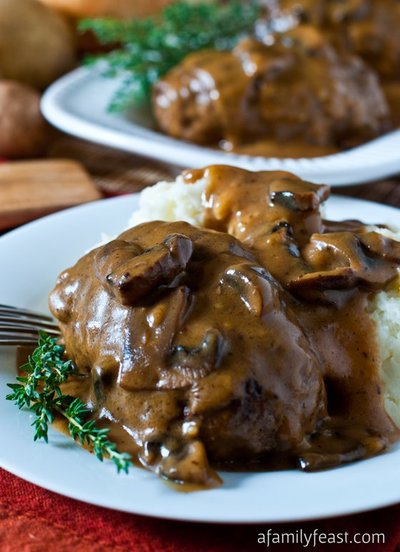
[0,304,54,321]
[0,304,60,346]
[0,316,59,333]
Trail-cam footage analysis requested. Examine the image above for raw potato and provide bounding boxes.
[0,81,49,159]
[0,0,76,89]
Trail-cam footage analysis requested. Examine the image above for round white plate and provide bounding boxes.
[1,195,400,523]
[42,68,400,187]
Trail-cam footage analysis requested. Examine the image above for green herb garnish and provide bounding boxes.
[6,332,132,474]
[80,0,260,110]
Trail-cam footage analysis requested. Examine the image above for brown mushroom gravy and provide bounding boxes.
[49,166,400,488]
[280,0,400,82]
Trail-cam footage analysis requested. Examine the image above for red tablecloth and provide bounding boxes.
[0,468,399,551]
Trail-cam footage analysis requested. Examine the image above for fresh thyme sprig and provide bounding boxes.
[80,0,261,110]
[6,332,132,474]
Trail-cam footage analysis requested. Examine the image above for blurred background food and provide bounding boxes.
[1,0,398,161]
[0,0,399,227]
[80,1,260,109]
[78,0,400,157]
[153,26,391,157]
[279,0,400,125]
[0,81,50,159]
[280,0,400,80]
[0,0,76,89]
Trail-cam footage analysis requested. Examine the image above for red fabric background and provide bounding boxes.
[0,468,399,551]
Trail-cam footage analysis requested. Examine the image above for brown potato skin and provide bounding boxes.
[0,81,49,159]
[0,0,76,90]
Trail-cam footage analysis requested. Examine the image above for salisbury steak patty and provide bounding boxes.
[49,221,325,484]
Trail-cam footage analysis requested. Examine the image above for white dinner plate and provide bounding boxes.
[42,68,400,187]
[1,194,400,523]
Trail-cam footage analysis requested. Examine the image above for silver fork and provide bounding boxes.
[0,304,60,346]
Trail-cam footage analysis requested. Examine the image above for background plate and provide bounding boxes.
[1,195,400,523]
[42,68,400,187]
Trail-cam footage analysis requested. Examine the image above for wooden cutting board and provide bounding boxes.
[0,159,102,231]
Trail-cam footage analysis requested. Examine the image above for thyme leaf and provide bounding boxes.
[6,331,132,474]
[80,0,260,110]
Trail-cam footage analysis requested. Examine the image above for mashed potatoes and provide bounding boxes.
[129,175,207,228]
[369,277,400,427]
[128,173,400,430]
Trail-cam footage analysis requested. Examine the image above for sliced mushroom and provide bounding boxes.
[269,177,330,211]
[119,286,191,391]
[358,231,400,263]
[159,329,224,390]
[147,438,221,488]
[290,231,400,291]
[104,234,194,306]
[95,239,144,283]
[297,425,387,471]
[255,228,310,288]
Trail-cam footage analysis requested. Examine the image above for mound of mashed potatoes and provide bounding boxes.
[130,168,400,432]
